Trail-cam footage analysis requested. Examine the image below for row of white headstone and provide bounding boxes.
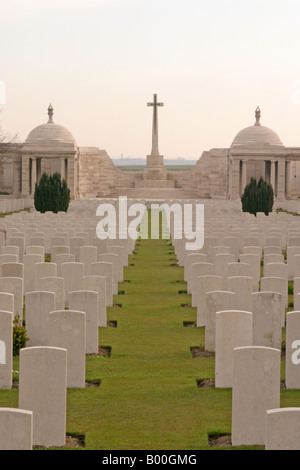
[170,201,300,449]
[1,198,300,449]
[0,201,140,449]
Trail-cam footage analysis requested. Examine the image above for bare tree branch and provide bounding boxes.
[0,112,20,168]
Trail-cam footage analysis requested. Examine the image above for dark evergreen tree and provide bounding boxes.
[61,178,71,212]
[34,172,70,213]
[241,177,274,216]
[34,173,50,213]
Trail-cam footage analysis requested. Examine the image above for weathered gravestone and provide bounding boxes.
[260,276,287,324]
[0,292,14,315]
[285,311,300,389]
[205,290,237,352]
[80,245,98,276]
[34,262,57,290]
[0,277,23,319]
[98,253,118,295]
[25,291,56,346]
[252,291,282,349]
[19,346,67,447]
[47,310,86,388]
[231,346,281,446]
[90,262,113,308]
[69,290,99,354]
[191,262,214,307]
[23,253,43,293]
[227,276,253,311]
[215,310,253,388]
[36,277,65,311]
[0,311,13,389]
[60,262,84,307]
[196,275,224,327]
[0,408,33,450]
[265,408,300,450]
[80,275,107,327]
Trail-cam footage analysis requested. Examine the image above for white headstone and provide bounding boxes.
[205,290,237,352]
[0,408,33,450]
[90,262,113,308]
[285,311,300,389]
[231,346,281,446]
[0,311,13,389]
[25,291,56,346]
[79,245,98,276]
[215,310,253,388]
[265,408,300,450]
[0,277,23,319]
[60,262,84,307]
[252,291,282,349]
[19,346,67,447]
[0,292,14,315]
[36,277,65,311]
[196,275,224,327]
[23,253,43,294]
[260,276,287,323]
[34,262,57,290]
[191,262,214,306]
[227,276,253,311]
[69,290,99,354]
[47,310,86,388]
[80,275,107,327]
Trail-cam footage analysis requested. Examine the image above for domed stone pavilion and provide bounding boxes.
[21,104,78,198]
[228,106,300,200]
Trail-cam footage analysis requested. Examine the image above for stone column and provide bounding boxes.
[262,161,267,181]
[21,156,30,196]
[13,156,21,197]
[64,158,68,185]
[270,159,276,192]
[66,156,75,198]
[31,157,37,195]
[60,158,65,180]
[230,157,240,200]
[277,159,286,200]
[36,158,42,183]
[286,160,291,199]
[240,159,248,196]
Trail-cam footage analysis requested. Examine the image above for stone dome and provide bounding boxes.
[25,104,77,147]
[231,107,284,149]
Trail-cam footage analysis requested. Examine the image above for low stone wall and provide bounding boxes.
[0,197,34,214]
[275,199,300,214]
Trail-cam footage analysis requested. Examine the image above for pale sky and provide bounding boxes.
[1,0,300,159]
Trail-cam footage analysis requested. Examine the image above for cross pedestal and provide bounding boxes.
[144,94,167,181]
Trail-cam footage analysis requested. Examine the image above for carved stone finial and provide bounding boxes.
[255,106,261,126]
[48,103,54,123]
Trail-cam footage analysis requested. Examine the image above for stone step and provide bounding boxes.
[108,187,199,200]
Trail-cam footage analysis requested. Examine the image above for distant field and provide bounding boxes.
[117,165,195,171]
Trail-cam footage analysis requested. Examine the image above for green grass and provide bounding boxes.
[0,211,298,450]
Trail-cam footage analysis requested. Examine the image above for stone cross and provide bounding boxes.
[147,94,164,156]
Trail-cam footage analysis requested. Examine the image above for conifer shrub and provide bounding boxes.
[34,172,70,213]
[241,177,274,216]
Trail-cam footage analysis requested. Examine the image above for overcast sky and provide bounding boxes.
[1,0,300,159]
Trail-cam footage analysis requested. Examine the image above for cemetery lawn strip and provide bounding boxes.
[65,234,230,451]
[65,236,230,450]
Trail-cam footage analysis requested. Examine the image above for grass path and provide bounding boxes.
[66,228,231,450]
